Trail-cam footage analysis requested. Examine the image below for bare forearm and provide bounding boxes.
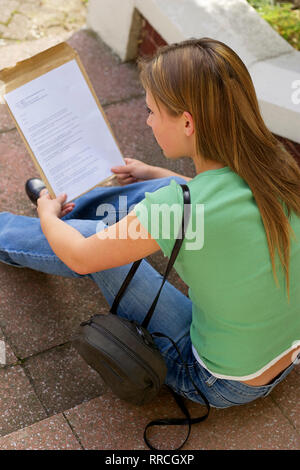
[150,166,192,181]
[40,214,85,272]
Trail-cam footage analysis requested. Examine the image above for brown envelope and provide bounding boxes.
[0,42,122,199]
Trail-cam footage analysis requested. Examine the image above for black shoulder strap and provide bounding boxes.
[109,259,142,315]
[141,184,190,328]
[109,183,210,450]
[110,184,191,323]
[144,332,210,451]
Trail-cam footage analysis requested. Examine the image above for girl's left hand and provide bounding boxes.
[37,193,75,219]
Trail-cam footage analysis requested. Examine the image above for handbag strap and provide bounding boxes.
[110,184,191,326]
[144,331,210,451]
[108,183,210,450]
[109,258,143,315]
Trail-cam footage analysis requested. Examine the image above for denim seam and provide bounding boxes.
[1,249,62,260]
[94,273,116,301]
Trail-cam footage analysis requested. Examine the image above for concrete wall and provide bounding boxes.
[87,0,300,143]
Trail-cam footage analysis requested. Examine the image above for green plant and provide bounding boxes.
[247,1,300,50]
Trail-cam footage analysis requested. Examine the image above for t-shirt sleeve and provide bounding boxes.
[133,179,184,258]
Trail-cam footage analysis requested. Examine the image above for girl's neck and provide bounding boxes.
[194,157,227,174]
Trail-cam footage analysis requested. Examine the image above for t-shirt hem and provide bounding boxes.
[192,342,300,381]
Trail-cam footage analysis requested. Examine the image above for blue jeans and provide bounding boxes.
[0,176,298,408]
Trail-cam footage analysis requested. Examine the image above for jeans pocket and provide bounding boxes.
[191,365,237,408]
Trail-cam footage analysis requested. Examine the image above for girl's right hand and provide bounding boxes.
[111,158,155,185]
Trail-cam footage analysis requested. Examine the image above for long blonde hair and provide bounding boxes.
[138,38,300,302]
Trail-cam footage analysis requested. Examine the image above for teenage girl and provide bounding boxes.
[1,38,300,408]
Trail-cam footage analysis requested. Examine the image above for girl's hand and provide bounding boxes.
[111,158,155,185]
[37,192,75,220]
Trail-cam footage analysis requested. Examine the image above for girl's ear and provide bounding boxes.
[183,111,195,137]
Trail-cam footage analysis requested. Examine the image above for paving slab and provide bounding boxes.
[0,365,46,437]
[0,0,20,26]
[0,129,38,216]
[68,30,144,106]
[0,259,108,358]
[0,105,15,131]
[23,343,107,415]
[0,413,82,450]
[65,385,300,450]
[0,0,86,43]
[0,0,87,70]
[270,366,300,433]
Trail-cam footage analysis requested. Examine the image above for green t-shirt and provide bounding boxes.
[134,167,300,380]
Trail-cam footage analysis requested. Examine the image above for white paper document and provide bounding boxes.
[4,59,124,202]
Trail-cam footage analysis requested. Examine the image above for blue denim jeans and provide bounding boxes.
[0,176,298,408]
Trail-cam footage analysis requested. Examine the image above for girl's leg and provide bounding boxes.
[0,212,105,275]
[62,176,187,224]
[0,209,200,400]
[0,175,216,404]
[0,191,192,353]
[0,176,185,272]
[0,211,287,410]
[0,175,186,272]
[89,261,193,349]
[90,264,218,408]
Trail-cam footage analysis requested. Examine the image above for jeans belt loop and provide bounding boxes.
[205,375,218,387]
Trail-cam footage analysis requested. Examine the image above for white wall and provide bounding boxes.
[87,0,300,143]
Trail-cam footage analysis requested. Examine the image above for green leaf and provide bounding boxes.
[247,1,300,50]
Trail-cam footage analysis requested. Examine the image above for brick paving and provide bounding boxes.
[0,5,300,451]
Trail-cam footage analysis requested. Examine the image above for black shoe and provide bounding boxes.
[25,178,47,206]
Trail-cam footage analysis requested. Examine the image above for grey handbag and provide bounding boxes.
[73,184,210,450]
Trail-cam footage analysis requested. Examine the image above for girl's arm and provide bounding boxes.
[150,166,192,181]
[38,193,160,275]
[111,158,192,185]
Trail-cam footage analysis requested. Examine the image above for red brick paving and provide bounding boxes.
[0,366,46,437]
[64,381,300,450]
[0,414,82,450]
